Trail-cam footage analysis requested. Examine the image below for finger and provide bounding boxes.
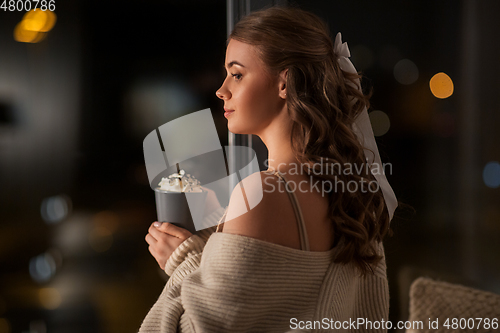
[148,246,165,270]
[148,245,160,260]
[148,222,159,234]
[148,245,156,256]
[149,223,159,236]
[145,233,157,245]
[149,224,176,241]
[154,222,192,239]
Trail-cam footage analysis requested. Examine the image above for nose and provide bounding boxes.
[216,80,231,100]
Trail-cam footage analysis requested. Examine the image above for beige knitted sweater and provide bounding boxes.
[139,208,389,332]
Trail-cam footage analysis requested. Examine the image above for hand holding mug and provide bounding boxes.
[145,221,193,270]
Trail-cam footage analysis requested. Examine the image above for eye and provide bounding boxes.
[231,73,242,81]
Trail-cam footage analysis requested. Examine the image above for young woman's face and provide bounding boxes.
[216,39,285,135]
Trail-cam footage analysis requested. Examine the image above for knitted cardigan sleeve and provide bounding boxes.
[162,206,226,289]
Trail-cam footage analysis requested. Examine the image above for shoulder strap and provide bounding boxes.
[272,170,310,251]
[216,171,311,251]
[215,207,228,233]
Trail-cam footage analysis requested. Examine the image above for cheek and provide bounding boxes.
[239,80,276,110]
[237,82,260,103]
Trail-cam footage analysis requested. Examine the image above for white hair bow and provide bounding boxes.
[334,32,398,220]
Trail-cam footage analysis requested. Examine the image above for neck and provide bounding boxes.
[257,108,299,175]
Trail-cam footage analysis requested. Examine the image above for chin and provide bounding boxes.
[227,123,252,135]
[229,128,252,135]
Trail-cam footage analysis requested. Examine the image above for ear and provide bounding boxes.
[278,69,288,100]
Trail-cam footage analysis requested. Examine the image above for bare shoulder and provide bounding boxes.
[221,170,301,249]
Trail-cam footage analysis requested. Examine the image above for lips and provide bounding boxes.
[224,107,234,118]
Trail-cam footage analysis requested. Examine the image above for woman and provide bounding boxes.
[141,6,397,332]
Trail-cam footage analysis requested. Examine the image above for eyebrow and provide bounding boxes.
[223,61,246,69]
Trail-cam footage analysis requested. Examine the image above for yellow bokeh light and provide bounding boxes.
[23,11,46,31]
[430,72,454,99]
[22,10,57,32]
[13,21,47,43]
[38,288,62,310]
[13,10,56,43]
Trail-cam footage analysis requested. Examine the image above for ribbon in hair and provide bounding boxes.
[334,32,398,220]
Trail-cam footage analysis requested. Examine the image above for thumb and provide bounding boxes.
[153,221,192,239]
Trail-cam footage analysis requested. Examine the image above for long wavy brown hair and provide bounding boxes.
[230,6,391,274]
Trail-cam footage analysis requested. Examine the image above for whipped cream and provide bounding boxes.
[158,169,203,192]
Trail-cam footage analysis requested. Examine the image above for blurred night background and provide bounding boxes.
[0,0,499,332]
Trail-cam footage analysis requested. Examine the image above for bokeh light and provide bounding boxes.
[13,21,46,43]
[41,194,72,224]
[393,59,419,85]
[13,9,56,43]
[23,10,57,32]
[483,161,500,188]
[54,215,89,255]
[29,252,57,283]
[369,110,391,136]
[430,72,454,99]
[38,288,62,310]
